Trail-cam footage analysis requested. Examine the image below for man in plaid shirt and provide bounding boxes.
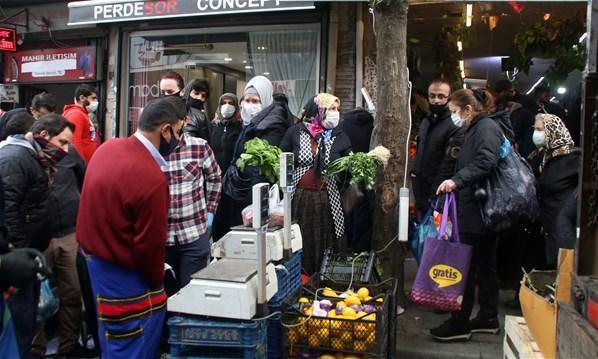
[164,100,222,288]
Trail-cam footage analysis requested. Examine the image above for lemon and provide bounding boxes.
[342,306,356,317]
[336,301,347,308]
[331,337,344,350]
[298,297,310,303]
[344,295,361,307]
[357,287,370,300]
[364,296,373,302]
[376,297,384,303]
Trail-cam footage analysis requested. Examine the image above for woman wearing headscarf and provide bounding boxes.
[211,93,243,241]
[280,93,352,274]
[221,76,294,233]
[529,113,580,267]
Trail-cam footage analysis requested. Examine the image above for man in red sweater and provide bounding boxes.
[62,84,99,163]
[77,97,185,358]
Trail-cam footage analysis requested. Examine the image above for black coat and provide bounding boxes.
[0,179,7,253]
[48,145,86,237]
[185,107,211,143]
[451,114,503,235]
[412,108,464,213]
[537,151,580,263]
[0,139,51,250]
[509,107,536,159]
[211,121,243,174]
[340,109,374,153]
[233,102,293,159]
[280,123,352,174]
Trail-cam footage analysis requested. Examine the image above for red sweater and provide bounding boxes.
[62,104,98,163]
[76,136,169,287]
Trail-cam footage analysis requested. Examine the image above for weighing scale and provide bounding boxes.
[169,153,299,319]
[211,152,302,262]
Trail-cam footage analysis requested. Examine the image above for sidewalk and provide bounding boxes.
[396,257,522,358]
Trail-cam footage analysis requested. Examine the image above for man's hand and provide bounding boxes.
[0,248,49,287]
[436,179,457,195]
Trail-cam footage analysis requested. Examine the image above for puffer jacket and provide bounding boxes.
[211,120,242,174]
[0,136,51,251]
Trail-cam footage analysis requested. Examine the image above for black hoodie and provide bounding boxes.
[340,109,374,153]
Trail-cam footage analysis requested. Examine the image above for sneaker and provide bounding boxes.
[429,319,472,342]
[470,316,500,334]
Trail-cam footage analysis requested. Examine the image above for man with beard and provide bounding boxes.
[62,84,100,163]
[493,80,536,158]
[411,79,464,216]
[0,113,73,358]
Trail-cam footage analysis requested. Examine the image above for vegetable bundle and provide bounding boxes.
[235,138,282,183]
[324,146,391,189]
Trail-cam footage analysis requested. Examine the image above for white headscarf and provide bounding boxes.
[244,76,273,109]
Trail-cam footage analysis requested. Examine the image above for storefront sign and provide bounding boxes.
[0,27,17,52]
[0,84,19,103]
[3,47,95,83]
[68,0,315,25]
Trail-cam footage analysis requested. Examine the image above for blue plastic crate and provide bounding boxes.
[267,304,283,359]
[168,316,267,348]
[269,251,302,307]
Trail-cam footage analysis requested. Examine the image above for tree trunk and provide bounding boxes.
[372,0,410,306]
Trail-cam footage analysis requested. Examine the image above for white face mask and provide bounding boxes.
[451,112,465,127]
[323,110,340,129]
[532,130,546,147]
[220,104,235,119]
[241,103,262,126]
[86,100,99,113]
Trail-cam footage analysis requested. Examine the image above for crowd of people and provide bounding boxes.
[0,69,581,357]
[412,79,580,342]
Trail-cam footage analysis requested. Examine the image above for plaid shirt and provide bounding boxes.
[165,134,222,246]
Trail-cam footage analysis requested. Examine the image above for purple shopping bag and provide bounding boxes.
[409,193,472,311]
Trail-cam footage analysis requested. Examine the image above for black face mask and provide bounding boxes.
[188,97,204,110]
[159,127,179,157]
[430,104,447,116]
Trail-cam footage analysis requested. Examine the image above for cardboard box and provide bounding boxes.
[519,249,574,359]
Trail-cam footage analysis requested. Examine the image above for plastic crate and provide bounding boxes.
[269,251,303,307]
[319,249,380,284]
[267,303,283,359]
[168,316,267,358]
[281,273,398,358]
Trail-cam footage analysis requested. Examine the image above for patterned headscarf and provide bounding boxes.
[302,93,340,138]
[31,134,67,183]
[535,113,574,172]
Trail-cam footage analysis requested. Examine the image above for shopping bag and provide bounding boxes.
[480,138,539,232]
[410,193,472,311]
[37,279,59,322]
[409,209,439,264]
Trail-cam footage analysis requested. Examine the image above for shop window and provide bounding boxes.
[125,25,320,135]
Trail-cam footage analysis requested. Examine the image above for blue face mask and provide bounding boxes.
[451,112,465,127]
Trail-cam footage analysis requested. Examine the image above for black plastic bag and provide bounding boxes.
[480,147,539,232]
[222,164,253,203]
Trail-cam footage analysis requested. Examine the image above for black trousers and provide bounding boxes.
[452,232,499,323]
[8,280,40,359]
[76,253,100,352]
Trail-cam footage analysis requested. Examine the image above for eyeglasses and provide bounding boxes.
[428,93,448,100]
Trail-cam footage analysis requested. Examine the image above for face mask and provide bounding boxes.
[86,100,98,113]
[188,98,204,110]
[429,104,447,116]
[532,130,546,147]
[159,127,179,156]
[451,112,465,127]
[323,110,340,129]
[241,103,262,126]
[220,104,236,119]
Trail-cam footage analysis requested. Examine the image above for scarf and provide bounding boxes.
[32,135,67,183]
[244,76,274,109]
[213,93,240,125]
[535,113,574,173]
[303,93,340,138]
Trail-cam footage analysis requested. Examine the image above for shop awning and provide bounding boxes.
[67,0,316,26]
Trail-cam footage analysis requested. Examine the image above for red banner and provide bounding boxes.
[4,47,95,83]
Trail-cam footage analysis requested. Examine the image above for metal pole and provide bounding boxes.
[256,226,267,307]
[283,190,292,259]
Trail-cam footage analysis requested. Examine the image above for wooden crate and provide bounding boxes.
[557,302,598,358]
[503,315,544,359]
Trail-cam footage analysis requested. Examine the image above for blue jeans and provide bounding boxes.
[165,232,210,288]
